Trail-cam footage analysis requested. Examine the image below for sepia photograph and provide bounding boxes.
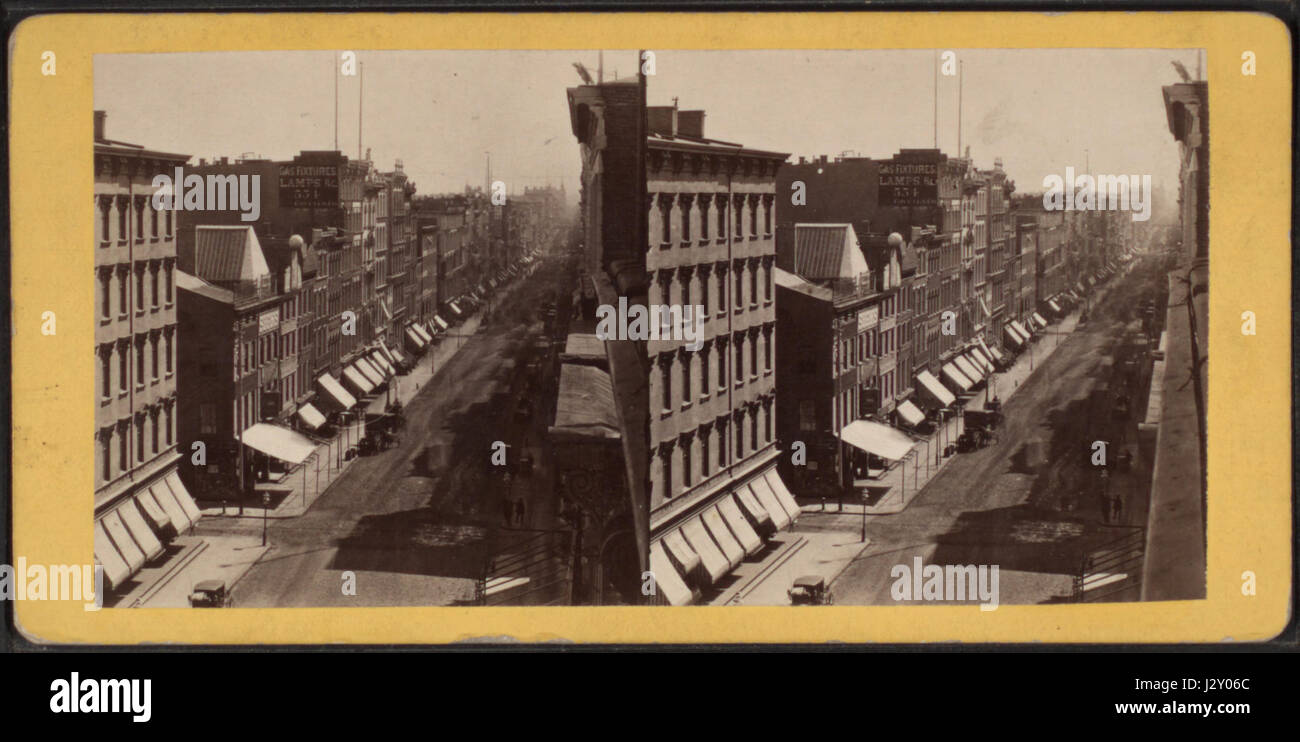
[88,46,1208,611]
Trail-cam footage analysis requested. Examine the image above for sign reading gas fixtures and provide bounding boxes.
[279,151,342,210]
[878,161,938,207]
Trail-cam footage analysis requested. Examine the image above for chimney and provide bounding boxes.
[818,155,828,165]
[677,110,705,138]
[93,110,106,142]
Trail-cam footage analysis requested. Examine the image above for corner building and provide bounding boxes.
[567,82,800,605]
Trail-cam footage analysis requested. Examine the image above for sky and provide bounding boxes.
[94,48,1200,204]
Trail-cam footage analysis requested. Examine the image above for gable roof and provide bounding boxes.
[193,226,270,283]
[793,223,868,280]
[175,269,234,304]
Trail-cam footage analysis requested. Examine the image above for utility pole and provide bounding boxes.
[358,61,363,161]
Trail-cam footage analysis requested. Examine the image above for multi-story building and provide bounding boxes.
[567,82,798,605]
[93,111,204,594]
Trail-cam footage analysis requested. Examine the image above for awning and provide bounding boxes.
[1003,324,1025,349]
[1032,312,1049,329]
[662,528,702,578]
[342,365,377,396]
[353,359,384,387]
[701,506,745,570]
[1011,320,1031,339]
[765,470,802,523]
[915,370,956,407]
[405,326,428,350]
[680,519,730,583]
[839,419,916,460]
[360,355,388,380]
[135,488,172,534]
[412,323,434,344]
[979,338,1005,365]
[447,301,463,318]
[376,342,400,368]
[150,482,191,534]
[718,496,762,556]
[735,485,774,533]
[969,347,995,374]
[369,351,395,377]
[385,344,407,367]
[239,422,318,465]
[94,521,131,590]
[316,374,357,411]
[297,402,327,430]
[650,542,694,606]
[941,363,973,393]
[100,510,145,574]
[896,399,926,427]
[433,315,450,331]
[954,354,984,383]
[164,472,203,526]
[1048,299,1062,315]
[117,499,164,562]
[747,479,792,531]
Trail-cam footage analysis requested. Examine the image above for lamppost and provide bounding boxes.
[261,491,270,547]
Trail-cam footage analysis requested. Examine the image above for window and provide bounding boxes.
[764,200,772,234]
[717,421,729,467]
[749,200,757,236]
[701,432,710,477]
[100,350,111,399]
[118,269,127,316]
[661,361,672,412]
[680,200,691,243]
[717,344,727,389]
[661,448,673,500]
[750,336,757,378]
[150,336,158,382]
[734,268,743,309]
[734,199,743,237]
[682,439,692,487]
[100,272,111,319]
[659,200,671,245]
[750,265,758,306]
[717,271,727,315]
[751,413,758,452]
[765,333,772,372]
[101,433,112,482]
[766,265,773,301]
[117,198,127,241]
[135,341,145,388]
[134,199,144,240]
[150,205,158,240]
[735,414,745,459]
[119,345,128,393]
[681,355,691,405]
[151,412,159,454]
[165,209,172,237]
[165,265,173,304]
[717,200,727,239]
[165,405,173,446]
[734,336,744,383]
[165,333,173,374]
[136,417,145,462]
[118,425,128,471]
[151,265,159,308]
[700,276,709,316]
[99,199,111,244]
[700,348,710,398]
[700,200,710,240]
[765,406,773,442]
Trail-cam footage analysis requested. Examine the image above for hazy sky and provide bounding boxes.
[95,48,1199,199]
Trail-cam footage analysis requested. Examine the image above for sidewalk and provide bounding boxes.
[726,307,1090,605]
[121,534,269,608]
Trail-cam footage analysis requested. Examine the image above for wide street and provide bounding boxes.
[219,259,567,608]
[829,262,1158,606]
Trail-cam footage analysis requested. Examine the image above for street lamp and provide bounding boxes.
[261,491,270,547]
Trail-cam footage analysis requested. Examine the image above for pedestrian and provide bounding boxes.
[501,495,513,526]
[514,498,527,526]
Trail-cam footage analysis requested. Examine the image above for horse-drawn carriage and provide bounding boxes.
[957,408,1004,452]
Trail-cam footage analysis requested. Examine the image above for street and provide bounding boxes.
[220,261,565,608]
[830,264,1158,606]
